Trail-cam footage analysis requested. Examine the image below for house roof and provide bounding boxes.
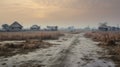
[47,26,57,28]
[31,25,40,28]
[10,21,23,28]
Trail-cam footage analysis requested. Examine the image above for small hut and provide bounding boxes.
[30,25,40,31]
[47,26,58,31]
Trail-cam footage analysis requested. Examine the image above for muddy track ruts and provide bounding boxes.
[49,35,80,67]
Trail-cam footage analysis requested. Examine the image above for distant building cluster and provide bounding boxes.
[68,26,75,32]
[98,23,120,31]
[1,21,58,32]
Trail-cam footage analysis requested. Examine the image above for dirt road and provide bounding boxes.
[0,33,115,67]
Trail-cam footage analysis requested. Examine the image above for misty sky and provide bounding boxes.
[0,0,120,28]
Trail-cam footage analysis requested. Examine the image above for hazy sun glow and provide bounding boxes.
[0,0,120,28]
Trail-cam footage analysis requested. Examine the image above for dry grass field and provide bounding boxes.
[0,31,64,41]
[0,39,55,57]
[84,31,120,66]
[0,31,64,57]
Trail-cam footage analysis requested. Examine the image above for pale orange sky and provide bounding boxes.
[0,0,120,28]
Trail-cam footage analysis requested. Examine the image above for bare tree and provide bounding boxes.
[99,22,108,27]
[2,24,10,31]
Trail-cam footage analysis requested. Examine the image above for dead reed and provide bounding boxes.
[0,31,64,57]
[84,31,120,67]
[0,31,64,41]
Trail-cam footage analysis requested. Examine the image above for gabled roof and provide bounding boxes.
[10,21,23,27]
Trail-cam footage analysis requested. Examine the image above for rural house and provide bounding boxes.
[1,21,23,31]
[98,23,108,31]
[47,26,58,31]
[98,23,120,31]
[68,26,75,32]
[30,25,40,31]
[9,21,23,31]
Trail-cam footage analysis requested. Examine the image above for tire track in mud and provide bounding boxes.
[0,33,115,67]
[49,35,80,67]
[49,33,115,67]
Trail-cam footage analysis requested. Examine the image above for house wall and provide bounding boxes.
[99,27,108,31]
[98,27,120,31]
[10,27,22,31]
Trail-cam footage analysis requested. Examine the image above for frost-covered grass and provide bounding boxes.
[0,33,74,67]
[0,33,115,67]
[84,31,120,67]
[0,39,54,57]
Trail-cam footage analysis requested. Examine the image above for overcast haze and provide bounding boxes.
[0,0,120,28]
